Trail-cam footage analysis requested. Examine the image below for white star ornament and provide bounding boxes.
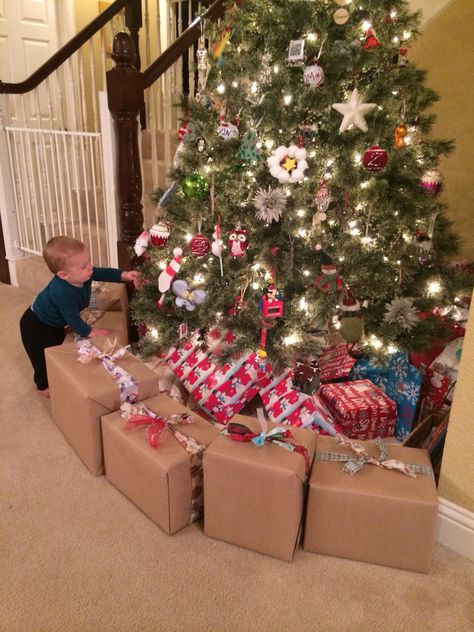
[332,88,377,133]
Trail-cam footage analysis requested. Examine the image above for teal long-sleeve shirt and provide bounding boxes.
[31,267,123,337]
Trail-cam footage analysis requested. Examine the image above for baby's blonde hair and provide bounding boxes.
[43,236,86,273]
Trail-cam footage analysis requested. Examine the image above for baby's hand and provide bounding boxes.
[88,327,110,338]
[121,270,141,288]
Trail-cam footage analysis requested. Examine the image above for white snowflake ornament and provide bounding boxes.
[332,88,377,133]
[267,144,308,183]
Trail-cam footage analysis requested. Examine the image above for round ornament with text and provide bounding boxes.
[218,121,239,141]
[362,145,389,172]
[189,233,211,256]
[303,62,325,88]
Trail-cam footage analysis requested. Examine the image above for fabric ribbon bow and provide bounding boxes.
[76,338,139,404]
[120,401,195,449]
[317,434,434,479]
[223,408,310,474]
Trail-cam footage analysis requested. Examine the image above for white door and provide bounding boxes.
[0,0,59,125]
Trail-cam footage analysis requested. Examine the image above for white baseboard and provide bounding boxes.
[436,497,474,562]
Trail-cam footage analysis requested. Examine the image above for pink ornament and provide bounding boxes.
[421,169,443,195]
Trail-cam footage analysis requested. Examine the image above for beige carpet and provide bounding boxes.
[1,282,473,632]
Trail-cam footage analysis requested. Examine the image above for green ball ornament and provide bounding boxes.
[182,174,209,199]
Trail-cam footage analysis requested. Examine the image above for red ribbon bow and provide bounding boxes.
[125,412,193,448]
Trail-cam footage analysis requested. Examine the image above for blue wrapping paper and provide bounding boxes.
[350,352,422,440]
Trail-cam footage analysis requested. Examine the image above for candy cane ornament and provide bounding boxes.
[158,247,183,293]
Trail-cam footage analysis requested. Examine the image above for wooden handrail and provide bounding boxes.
[142,0,226,89]
[0,0,129,94]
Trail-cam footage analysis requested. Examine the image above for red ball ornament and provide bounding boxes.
[189,232,211,256]
[362,145,389,172]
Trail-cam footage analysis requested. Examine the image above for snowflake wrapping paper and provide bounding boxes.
[319,379,396,441]
[350,352,422,441]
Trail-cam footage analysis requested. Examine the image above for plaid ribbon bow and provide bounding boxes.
[317,434,434,478]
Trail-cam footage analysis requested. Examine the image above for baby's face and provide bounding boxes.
[62,248,93,286]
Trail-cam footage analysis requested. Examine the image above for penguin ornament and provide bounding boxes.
[339,288,364,344]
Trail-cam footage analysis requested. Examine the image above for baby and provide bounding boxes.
[20,236,140,397]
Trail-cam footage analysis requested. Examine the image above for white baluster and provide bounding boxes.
[5,130,28,250]
[77,50,87,131]
[88,39,99,133]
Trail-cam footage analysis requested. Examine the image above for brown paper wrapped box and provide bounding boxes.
[101,394,220,535]
[45,340,158,476]
[64,310,128,347]
[303,435,438,572]
[203,416,317,562]
[93,281,129,316]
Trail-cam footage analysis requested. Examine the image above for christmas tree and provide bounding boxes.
[131,0,470,370]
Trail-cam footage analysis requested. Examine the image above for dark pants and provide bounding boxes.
[20,307,66,390]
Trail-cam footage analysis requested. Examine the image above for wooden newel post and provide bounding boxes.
[106,32,144,271]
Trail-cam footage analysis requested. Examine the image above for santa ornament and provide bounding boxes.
[134,230,150,256]
[339,288,364,344]
[313,251,343,293]
[228,226,249,256]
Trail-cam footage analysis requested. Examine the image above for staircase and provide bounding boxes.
[141,128,178,229]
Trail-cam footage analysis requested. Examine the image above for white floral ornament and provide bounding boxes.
[267,144,308,184]
[383,297,420,331]
[332,88,377,133]
[252,186,287,223]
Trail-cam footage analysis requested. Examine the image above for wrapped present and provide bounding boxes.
[101,394,220,535]
[259,368,339,434]
[350,352,422,441]
[319,379,396,440]
[304,435,438,572]
[203,414,316,561]
[92,281,129,316]
[430,337,463,382]
[64,310,129,347]
[166,329,261,424]
[45,339,158,476]
[319,343,357,382]
[419,366,452,410]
